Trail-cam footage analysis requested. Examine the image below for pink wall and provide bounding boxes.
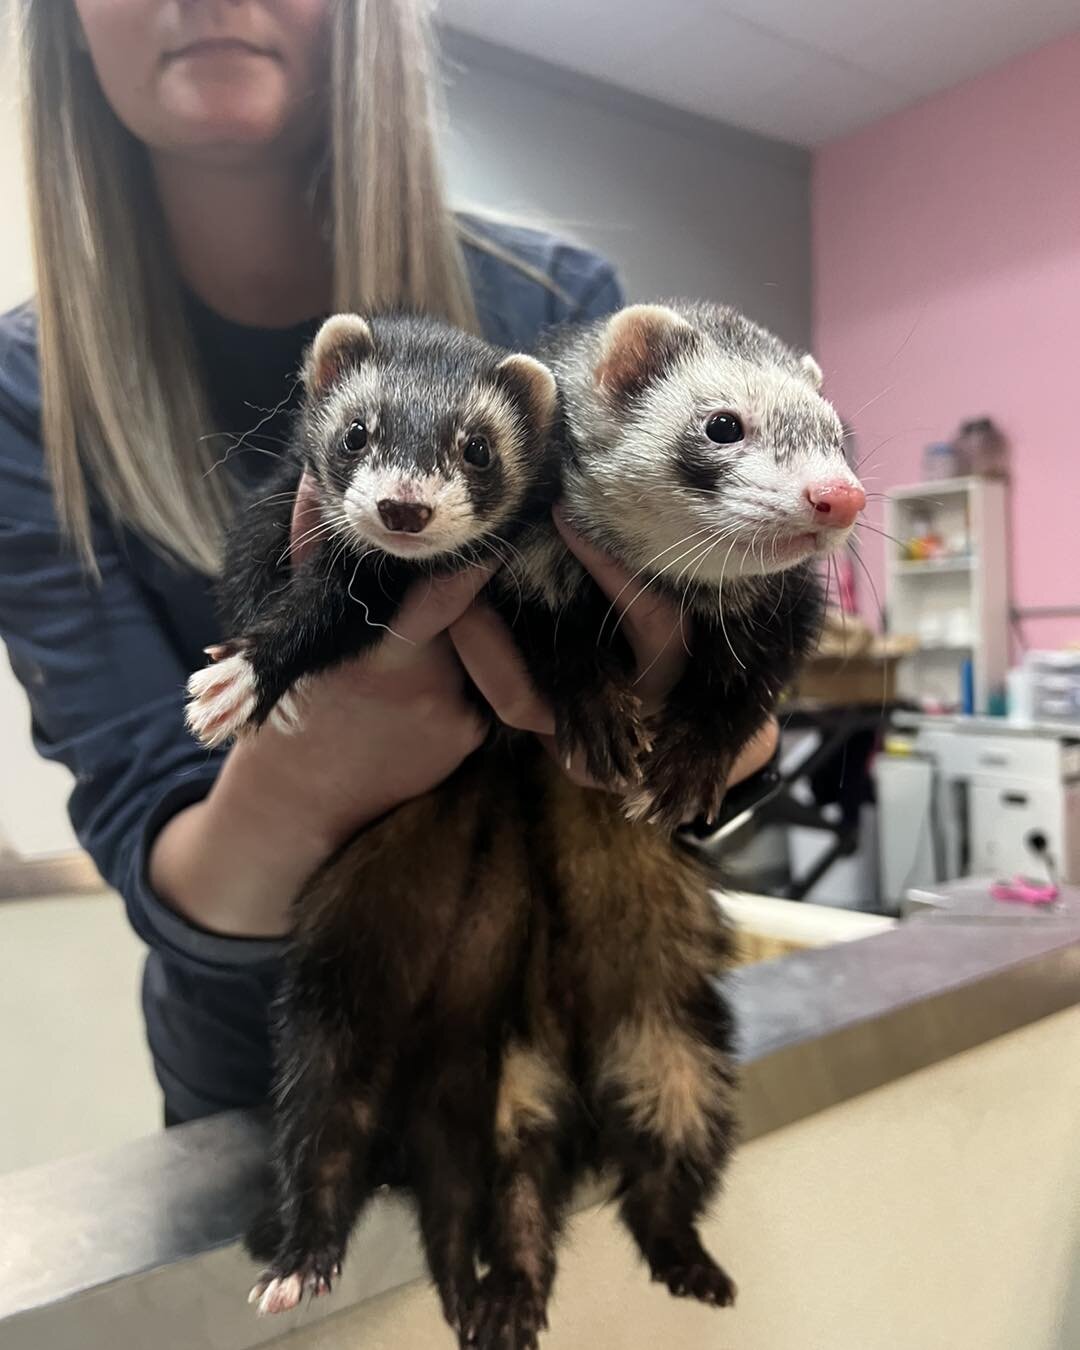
[813,33,1080,651]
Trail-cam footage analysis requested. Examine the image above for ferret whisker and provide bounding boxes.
[486,536,527,624]
[276,518,343,567]
[716,538,746,670]
[347,555,411,642]
[245,490,306,513]
[205,381,305,471]
[854,426,938,477]
[324,537,353,578]
[316,524,356,580]
[608,528,733,647]
[241,383,305,420]
[766,560,787,625]
[487,532,528,577]
[596,526,720,647]
[848,543,885,630]
[847,546,889,717]
[846,384,894,423]
[751,524,767,574]
[375,553,395,604]
[854,521,905,549]
[200,380,303,475]
[834,555,849,647]
[202,442,286,477]
[676,531,725,649]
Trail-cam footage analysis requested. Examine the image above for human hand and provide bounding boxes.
[152,474,495,938]
[450,507,777,799]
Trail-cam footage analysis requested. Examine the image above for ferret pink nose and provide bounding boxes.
[805,481,866,528]
[377,499,433,534]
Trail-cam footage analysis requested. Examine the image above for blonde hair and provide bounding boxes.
[16,0,478,576]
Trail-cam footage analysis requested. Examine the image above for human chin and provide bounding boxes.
[156,61,296,153]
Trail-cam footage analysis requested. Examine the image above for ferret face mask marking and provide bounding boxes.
[582,303,865,582]
[303,314,557,562]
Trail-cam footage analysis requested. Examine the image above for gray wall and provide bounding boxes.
[441,31,812,348]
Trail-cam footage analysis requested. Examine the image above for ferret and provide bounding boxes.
[186,302,858,1349]
[186,311,559,747]
[496,301,865,828]
[245,737,738,1348]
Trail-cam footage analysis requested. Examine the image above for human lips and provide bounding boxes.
[164,37,277,64]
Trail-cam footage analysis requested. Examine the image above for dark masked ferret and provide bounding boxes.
[186,312,558,747]
[246,736,739,1350]
[497,301,864,829]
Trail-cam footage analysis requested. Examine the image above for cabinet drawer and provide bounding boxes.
[969,783,1062,876]
[922,731,1064,783]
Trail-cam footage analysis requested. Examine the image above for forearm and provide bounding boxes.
[148,741,339,939]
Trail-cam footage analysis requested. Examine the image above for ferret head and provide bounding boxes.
[301,314,558,562]
[561,302,864,584]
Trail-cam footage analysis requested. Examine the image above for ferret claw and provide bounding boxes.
[186,651,258,748]
[203,640,240,663]
[248,1253,343,1317]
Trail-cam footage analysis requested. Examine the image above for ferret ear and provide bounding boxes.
[800,353,824,390]
[594,304,694,402]
[306,314,375,395]
[496,353,558,433]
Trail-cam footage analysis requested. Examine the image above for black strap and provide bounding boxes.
[683,740,783,844]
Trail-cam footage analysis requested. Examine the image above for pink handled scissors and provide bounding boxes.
[990,877,1059,905]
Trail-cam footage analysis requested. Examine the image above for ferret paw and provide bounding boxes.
[186,647,258,748]
[558,685,650,788]
[436,1271,479,1344]
[464,1271,548,1350]
[627,739,729,832]
[269,676,311,735]
[651,1256,736,1308]
[248,1253,342,1316]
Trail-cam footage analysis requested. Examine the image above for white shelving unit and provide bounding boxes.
[884,476,1009,713]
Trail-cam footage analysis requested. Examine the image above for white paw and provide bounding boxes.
[248,1264,339,1315]
[186,652,257,748]
[269,677,310,735]
[251,1272,304,1316]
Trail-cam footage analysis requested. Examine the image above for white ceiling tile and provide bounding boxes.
[611,2,908,144]
[437,0,1080,145]
[717,0,1080,87]
[440,0,657,75]
[846,2,1080,95]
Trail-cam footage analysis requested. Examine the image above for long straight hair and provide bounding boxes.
[16,0,478,576]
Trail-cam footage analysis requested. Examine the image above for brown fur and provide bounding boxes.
[250,737,739,1347]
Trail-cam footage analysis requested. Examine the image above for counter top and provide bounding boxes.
[4,906,1080,1349]
[892,711,1080,739]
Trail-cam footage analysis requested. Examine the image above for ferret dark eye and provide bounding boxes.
[342,420,368,454]
[463,435,491,468]
[705,412,744,445]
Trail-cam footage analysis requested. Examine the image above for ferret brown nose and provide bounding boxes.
[805,482,866,528]
[377,499,433,534]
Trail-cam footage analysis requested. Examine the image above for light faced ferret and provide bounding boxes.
[494,300,864,828]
